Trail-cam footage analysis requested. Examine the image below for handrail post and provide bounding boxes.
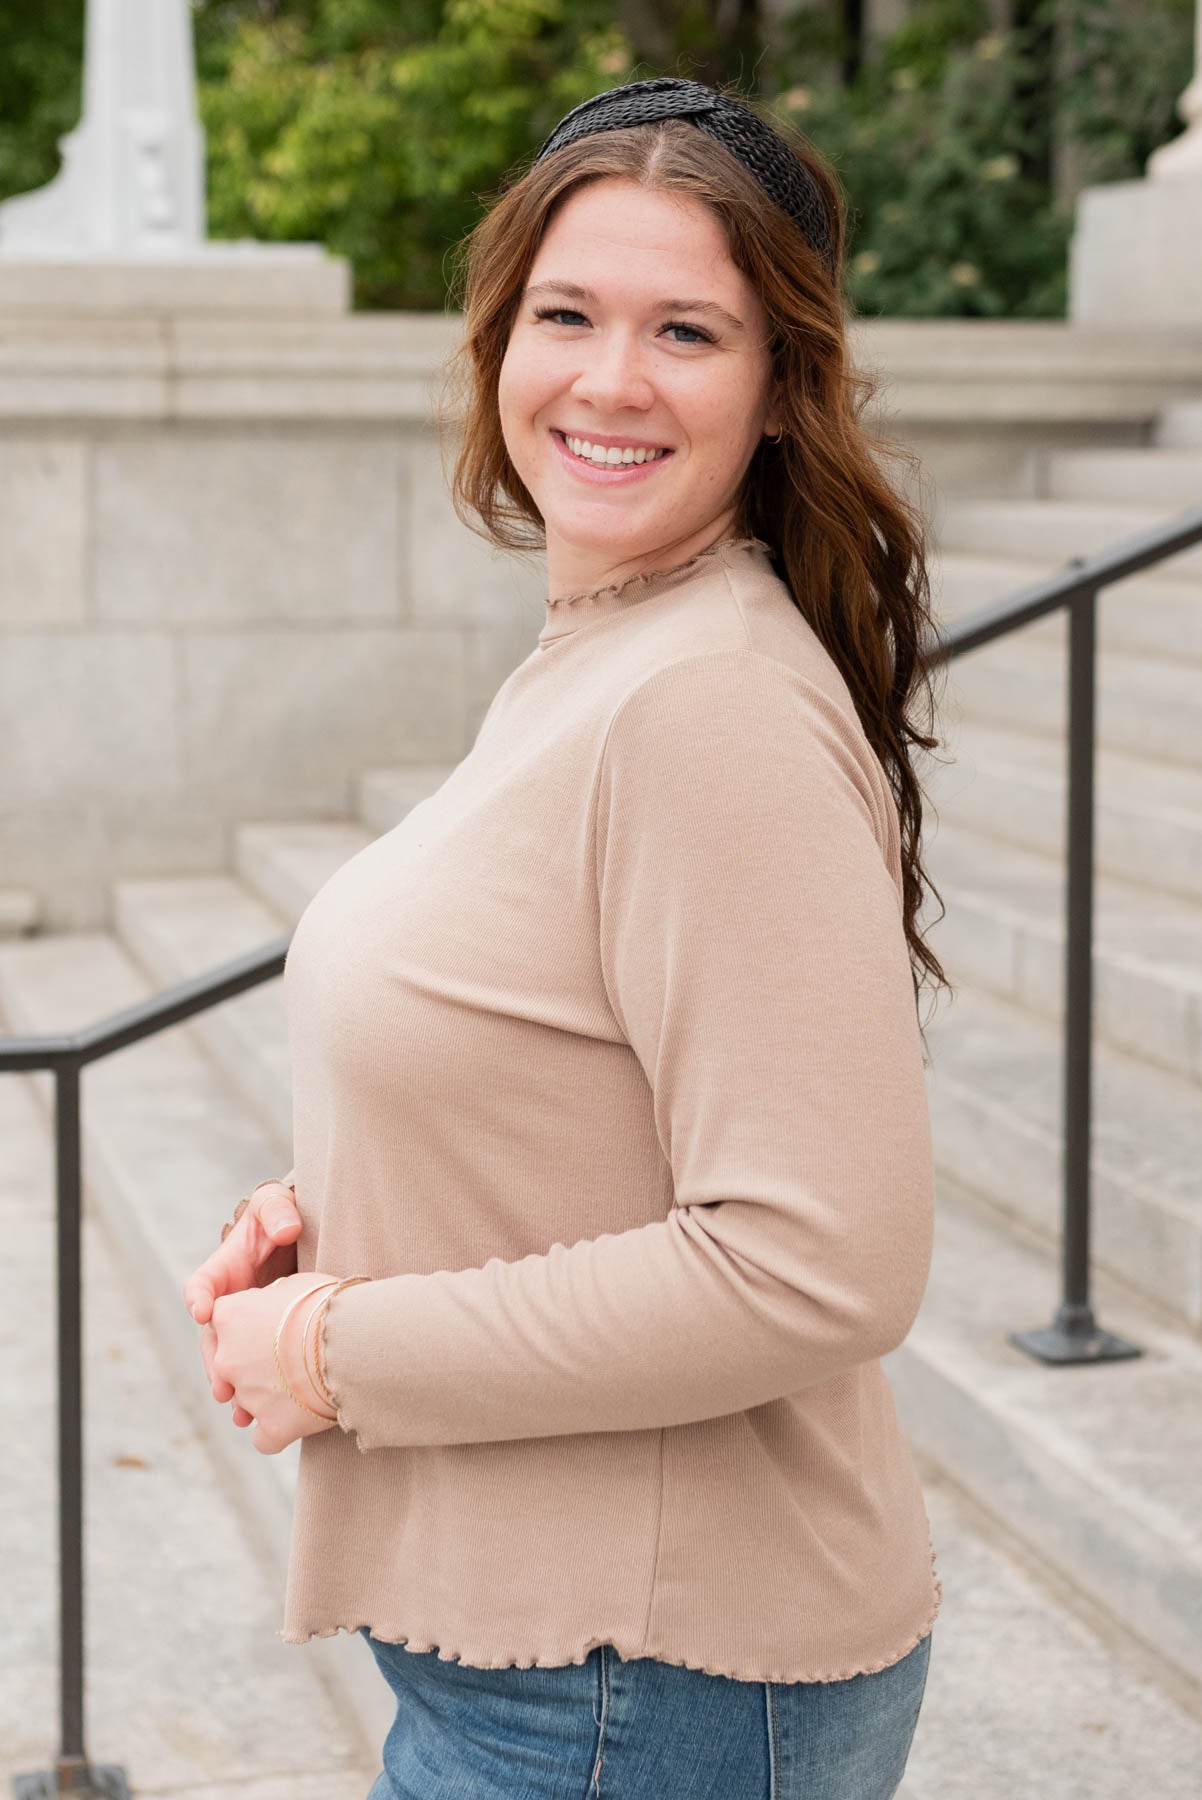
[13,1056,131,1798]
[57,1057,88,1785]
[1009,582,1141,1365]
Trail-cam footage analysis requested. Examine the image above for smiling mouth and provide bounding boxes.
[553,429,674,467]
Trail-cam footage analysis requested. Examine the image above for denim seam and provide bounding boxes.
[589,1643,611,1796]
[765,1680,781,1800]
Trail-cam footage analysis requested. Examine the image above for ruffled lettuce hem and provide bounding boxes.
[544,535,773,613]
[276,1533,943,1687]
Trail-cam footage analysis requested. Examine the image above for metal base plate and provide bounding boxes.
[13,1766,132,1798]
[1010,1324,1143,1364]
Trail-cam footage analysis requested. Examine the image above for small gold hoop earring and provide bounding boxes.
[765,426,786,445]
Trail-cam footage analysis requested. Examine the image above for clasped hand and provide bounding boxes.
[182,1180,342,1456]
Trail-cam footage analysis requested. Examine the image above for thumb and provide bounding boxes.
[263,1200,303,1239]
[186,1277,214,1325]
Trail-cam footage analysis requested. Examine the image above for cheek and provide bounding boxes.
[676,365,767,453]
[498,337,555,441]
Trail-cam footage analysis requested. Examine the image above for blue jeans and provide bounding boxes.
[358,1624,932,1798]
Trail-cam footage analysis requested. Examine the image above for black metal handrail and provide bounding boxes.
[929,502,1202,1364]
[5,500,1202,1795]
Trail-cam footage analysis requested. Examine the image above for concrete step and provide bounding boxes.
[112,873,294,1147]
[0,887,39,938]
[110,795,448,1149]
[1040,446,1202,507]
[357,759,461,835]
[892,1169,1202,1746]
[900,1451,1202,1798]
[922,714,1202,907]
[937,495,1202,579]
[920,814,1202,1086]
[0,929,395,1768]
[1157,401,1202,449]
[933,548,1202,663]
[233,818,373,923]
[922,979,1202,1332]
[0,1064,379,1799]
[937,630,1202,771]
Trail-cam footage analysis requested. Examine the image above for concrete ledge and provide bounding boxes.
[1069,178,1202,330]
[0,313,1199,426]
[0,245,351,317]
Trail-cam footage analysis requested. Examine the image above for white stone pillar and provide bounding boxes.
[0,0,204,254]
[0,0,348,314]
[1068,0,1202,327]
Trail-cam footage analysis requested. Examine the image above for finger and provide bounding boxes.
[232,1404,253,1427]
[256,1186,304,1242]
[183,1187,302,1322]
[183,1256,228,1326]
[198,1320,235,1403]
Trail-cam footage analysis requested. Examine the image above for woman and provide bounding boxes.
[183,75,953,1800]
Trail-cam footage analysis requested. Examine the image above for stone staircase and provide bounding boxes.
[2,400,1202,1793]
[918,401,1202,1343]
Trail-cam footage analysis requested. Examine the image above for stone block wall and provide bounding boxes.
[2,311,1201,928]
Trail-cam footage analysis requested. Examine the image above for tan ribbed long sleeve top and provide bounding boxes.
[276,534,943,1682]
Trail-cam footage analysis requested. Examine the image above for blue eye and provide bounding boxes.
[531,306,716,345]
[662,320,711,344]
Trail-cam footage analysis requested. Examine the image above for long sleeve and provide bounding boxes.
[318,647,935,1453]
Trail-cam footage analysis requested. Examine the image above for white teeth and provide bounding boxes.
[564,434,667,466]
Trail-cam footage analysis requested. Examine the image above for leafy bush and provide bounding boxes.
[1057,0,1196,184]
[0,1,83,211]
[196,0,630,309]
[0,0,1195,317]
[765,12,1076,318]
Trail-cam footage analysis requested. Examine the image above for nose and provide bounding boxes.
[569,325,655,417]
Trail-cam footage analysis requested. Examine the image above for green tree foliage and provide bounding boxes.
[195,0,631,307]
[1057,0,1197,183]
[0,1,83,207]
[765,0,1193,317]
[768,4,1077,317]
[0,1,1194,317]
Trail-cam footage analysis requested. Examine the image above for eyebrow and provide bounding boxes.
[523,279,746,334]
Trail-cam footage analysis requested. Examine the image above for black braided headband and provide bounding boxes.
[534,76,836,280]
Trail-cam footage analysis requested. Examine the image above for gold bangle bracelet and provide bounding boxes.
[301,1287,339,1409]
[304,1277,372,1411]
[273,1281,341,1419]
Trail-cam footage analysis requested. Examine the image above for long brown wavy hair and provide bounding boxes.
[437,90,955,1059]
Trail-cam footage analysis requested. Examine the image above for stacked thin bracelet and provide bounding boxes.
[272,1275,372,1420]
[220,1177,371,1423]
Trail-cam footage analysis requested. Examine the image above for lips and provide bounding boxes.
[551,429,675,468]
[554,428,673,454]
[549,428,676,484]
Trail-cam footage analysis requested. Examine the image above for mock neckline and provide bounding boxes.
[537,536,774,646]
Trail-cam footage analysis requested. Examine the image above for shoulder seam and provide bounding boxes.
[597,644,855,769]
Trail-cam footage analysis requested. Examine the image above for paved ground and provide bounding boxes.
[5,1062,1202,1798]
[904,1457,1202,1798]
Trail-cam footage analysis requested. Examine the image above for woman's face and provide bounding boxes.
[498,177,780,595]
